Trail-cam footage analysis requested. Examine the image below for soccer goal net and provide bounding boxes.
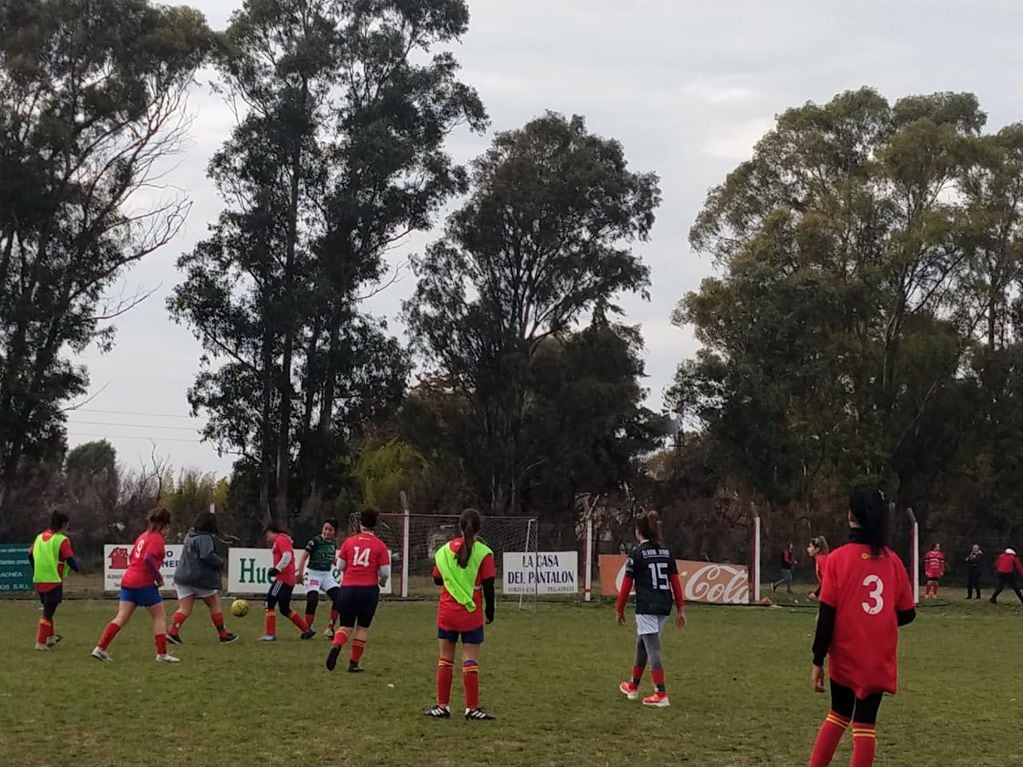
[349,512,539,603]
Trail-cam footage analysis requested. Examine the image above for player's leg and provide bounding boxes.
[425,635,457,717]
[146,596,178,662]
[326,588,356,671]
[304,587,319,630]
[93,598,137,660]
[461,634,494,720]
[640,629,670,707]
[1010,574,1023,606]
[262,582,280,639]
[203,593,236,642]
[620,633,646,699]
[325,586,341,638]
[347,587,379,671]
[808,680,854,767]
[850,693,883,767]
[990,574,1006,604]
[35,589,60,650]
[168,593,195,644]
[280,584,313,636]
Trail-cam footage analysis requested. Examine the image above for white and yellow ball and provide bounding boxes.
[230,599,249,618]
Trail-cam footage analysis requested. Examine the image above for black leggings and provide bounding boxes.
[830,680,882,724]
[305,587,341,616]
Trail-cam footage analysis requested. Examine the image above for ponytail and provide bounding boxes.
[635,510,663,547]
[456,508,482,568]
[146,505,171,532]
[810,535,830,555]
[849,488,890,557]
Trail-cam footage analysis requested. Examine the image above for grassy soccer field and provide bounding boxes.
[0,595,1019,767]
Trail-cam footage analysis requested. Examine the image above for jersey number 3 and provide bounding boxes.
[861,574,884,615]
[352,547,372,568]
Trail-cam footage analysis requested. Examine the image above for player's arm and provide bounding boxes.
[376,545,391,588]
[335,540,348,574]
[615,560,635,626]
[432,564,443,586]
[61,539,81,573]
[268,545,290,578]
[197,535,224,569]
[296,546,310,583]
[482,577,495,624]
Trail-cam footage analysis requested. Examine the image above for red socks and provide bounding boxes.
[851,724,877,766]
[332,628,352,649]
[288,611,310,633]
[305,614,315,629]
[630,665,644,685]
[463,659,480,710]
[210,612,228,639]
[37,618,52,645]
[170,610,187,635]
[351,638,366,664]
[98,622,121,650]
[155,633,168,655]
[651,668,666,693]
[264,610,277,637]
[328,609,339,629]
[437,658,454,706]
[809,710,850,767]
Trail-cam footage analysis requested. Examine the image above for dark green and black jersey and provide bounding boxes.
[626,541,678,616]
[304,534,336,572]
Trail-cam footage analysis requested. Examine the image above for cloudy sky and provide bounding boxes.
[66,0,1023,475]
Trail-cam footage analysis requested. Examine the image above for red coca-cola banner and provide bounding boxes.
[598,554,750,605]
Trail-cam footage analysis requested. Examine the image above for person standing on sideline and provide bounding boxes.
[91,506,179,663]
[965,545,983,600]
[296,519,341,637]
[772,543,797,593]
[616,511,687,708]
[424,508,497,721]
[807,489,916,767]
[29,511,80,650]
[167,510,237,645]
[923,543,945,599]
[807,537,830,601]
[989,548,1023,605]
[260,522,315,641]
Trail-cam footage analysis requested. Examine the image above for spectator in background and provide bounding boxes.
[964,544,983,600]
[990,548,1023,606]
[772,543,797,593]
[807,537,830,601]
[923,543,945,599]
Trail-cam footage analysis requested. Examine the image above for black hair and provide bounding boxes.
[264,520,289,535]
[49,511,69,531]
[322,517,339,530]
[457,508,482,568]
[849,488,890,557]
[192,510,218,534]
[809,536,830,555]
[636,510,663,547]
[147,506,172,532]
[359,507,379,530]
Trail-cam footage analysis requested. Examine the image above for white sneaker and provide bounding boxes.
[34,642,50,651]
[91,647,111,662]
[155,653,181,663]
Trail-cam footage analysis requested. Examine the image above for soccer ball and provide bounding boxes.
[231,599,249,618]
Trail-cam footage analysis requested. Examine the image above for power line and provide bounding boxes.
[68,433,207,443]
[67,419,201,432]
[67,407,198,420]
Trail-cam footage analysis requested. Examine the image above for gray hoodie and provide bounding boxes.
[174,528,224,591]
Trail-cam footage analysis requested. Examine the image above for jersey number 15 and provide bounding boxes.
[648,562,669,591]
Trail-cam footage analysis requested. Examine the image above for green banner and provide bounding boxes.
[0,543,33,592]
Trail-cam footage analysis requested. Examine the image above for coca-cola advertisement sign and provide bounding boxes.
[598,554,750,605]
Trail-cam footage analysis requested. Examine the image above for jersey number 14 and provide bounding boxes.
[352,547,372,568]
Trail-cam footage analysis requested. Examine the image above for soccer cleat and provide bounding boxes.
[301,628,316,640]
[34,642,50,651]
[326,646,341,671]
[465,707,496,721]
[219,633,239,644]
[156,653,181,663]
[47,634,63,647]
[424,705,451,719]
[642,692,670,708]
[91,647,111,662]
[619,681,639,700]
[167,632,183,645]
[259,635,277,642]
[347,661,363,673]
[324,628,335,639]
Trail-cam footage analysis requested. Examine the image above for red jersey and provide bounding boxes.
[995,551,1023,576]
[924,549,945,579]
[337,532,389,587]
[819,543,914,698]
[271,534,297,587]
[120,531,166,589]
[432,538,496,632]
[814,552,827,585]
[30,531,75,593]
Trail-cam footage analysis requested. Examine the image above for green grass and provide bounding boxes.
[1,594,1020,766]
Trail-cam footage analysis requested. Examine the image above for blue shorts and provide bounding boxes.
[437,626,484,645]
[119,585,162,607]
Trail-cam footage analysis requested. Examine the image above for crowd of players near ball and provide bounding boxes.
[27,504,501,721]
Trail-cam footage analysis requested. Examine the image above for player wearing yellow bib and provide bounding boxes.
[29,512,80,650]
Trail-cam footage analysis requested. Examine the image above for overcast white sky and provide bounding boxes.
[66,0,1023,476]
